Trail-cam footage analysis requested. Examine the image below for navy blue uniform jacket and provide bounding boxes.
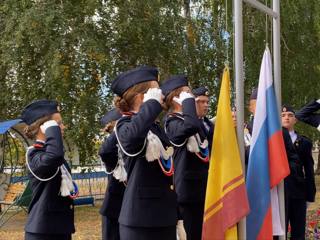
[165,98,209,203]
[25,126,75,234]
[284,133,316,202]
[116,100,178,227]
[296,99,320,128]
[99,133,125,219]
[202,116,214,150]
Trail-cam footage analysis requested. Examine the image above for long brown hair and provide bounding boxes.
[103,121,117,133]
[24,115,52,140]
[114,81,154,112]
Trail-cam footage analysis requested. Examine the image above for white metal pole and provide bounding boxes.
[273,0,286,239]
[273,0,281,106]
[244,0,278,18]
[234,0,246,239]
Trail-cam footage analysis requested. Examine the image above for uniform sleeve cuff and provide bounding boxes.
[42,120,59,132]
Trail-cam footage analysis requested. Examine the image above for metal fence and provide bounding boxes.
[10,171,108,200]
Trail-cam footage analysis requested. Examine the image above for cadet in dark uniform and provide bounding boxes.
[281,105,316,240]
[243,88,257,167]
[162,76,208,240]
[193,86,214,149]
[111,66,181,240]
[21,100,75,240]
[99,108,125,240]
[296,99,320,132]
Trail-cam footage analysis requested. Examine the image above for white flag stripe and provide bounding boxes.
[251,47,284,236]
[271,187,284,235]
[250,48,273,149]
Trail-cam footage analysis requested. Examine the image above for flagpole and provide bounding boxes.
[234,0,246,238]
[273,0,286,239]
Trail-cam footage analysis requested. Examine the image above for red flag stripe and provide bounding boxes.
[222,174,244,191]
[204,174,245,216]
[257,207,273,240]
[203,183,250,239]
[268,131,290,187]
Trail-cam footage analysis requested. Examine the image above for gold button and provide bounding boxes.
[70,205,73,210]
[170,185,174,190]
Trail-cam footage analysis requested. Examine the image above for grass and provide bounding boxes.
[0,176,319,240]
[0,203,102,240]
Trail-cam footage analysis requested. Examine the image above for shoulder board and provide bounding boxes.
[116,115,133,124]
[298,134,312,143]
[167,112,184,120]
[114,117,147,157]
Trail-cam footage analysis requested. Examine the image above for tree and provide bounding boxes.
[0,0,319,163]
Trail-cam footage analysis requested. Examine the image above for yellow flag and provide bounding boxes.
[202,66,249,240]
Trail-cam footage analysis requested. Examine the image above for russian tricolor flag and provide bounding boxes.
[246,47,290,239]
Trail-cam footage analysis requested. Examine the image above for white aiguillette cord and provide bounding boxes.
[114,120,147,157]
[25,146,59,181]
[26,146,74,197]
[164,114,187,147]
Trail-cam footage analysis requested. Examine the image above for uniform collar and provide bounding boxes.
[33,140,45,148]
[288,130,297,144]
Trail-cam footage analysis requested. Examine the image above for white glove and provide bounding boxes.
[187,136,199,153]
[177,220,187,240]
[316,99,320,104]
[143,88,163,104]
[173,91,194,105]
[40,120,58,134]
[317,124,320,132]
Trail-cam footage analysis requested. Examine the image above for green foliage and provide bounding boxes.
[0,0,108,162]
[242,0,320,140]
[0,0,319,163]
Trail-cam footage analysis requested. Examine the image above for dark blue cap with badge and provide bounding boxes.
[111,66,159,97]
[282,104,295,114]
[100,108,122,126]
[250,88,258,100]
[193,86,209,97]
[21,100,59,125]
[161,75,188,98]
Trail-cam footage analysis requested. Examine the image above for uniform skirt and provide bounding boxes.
[119,224,176,240]
[25,232,72,240]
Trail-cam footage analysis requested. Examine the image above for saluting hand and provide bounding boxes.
[40,120,59,134]
[173,91,194,105]
[143,88,163,104]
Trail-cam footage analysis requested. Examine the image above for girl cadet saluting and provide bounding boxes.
[162,76,209,240]
[111,66,186,240]
[99,108,125,240]
[21,100,76,240]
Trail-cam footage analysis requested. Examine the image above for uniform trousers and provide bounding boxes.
[285,198,306,240]
[25,232,71,240]
[102,215,120,240]
[119,224,176,240]
[179,202,204,240]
